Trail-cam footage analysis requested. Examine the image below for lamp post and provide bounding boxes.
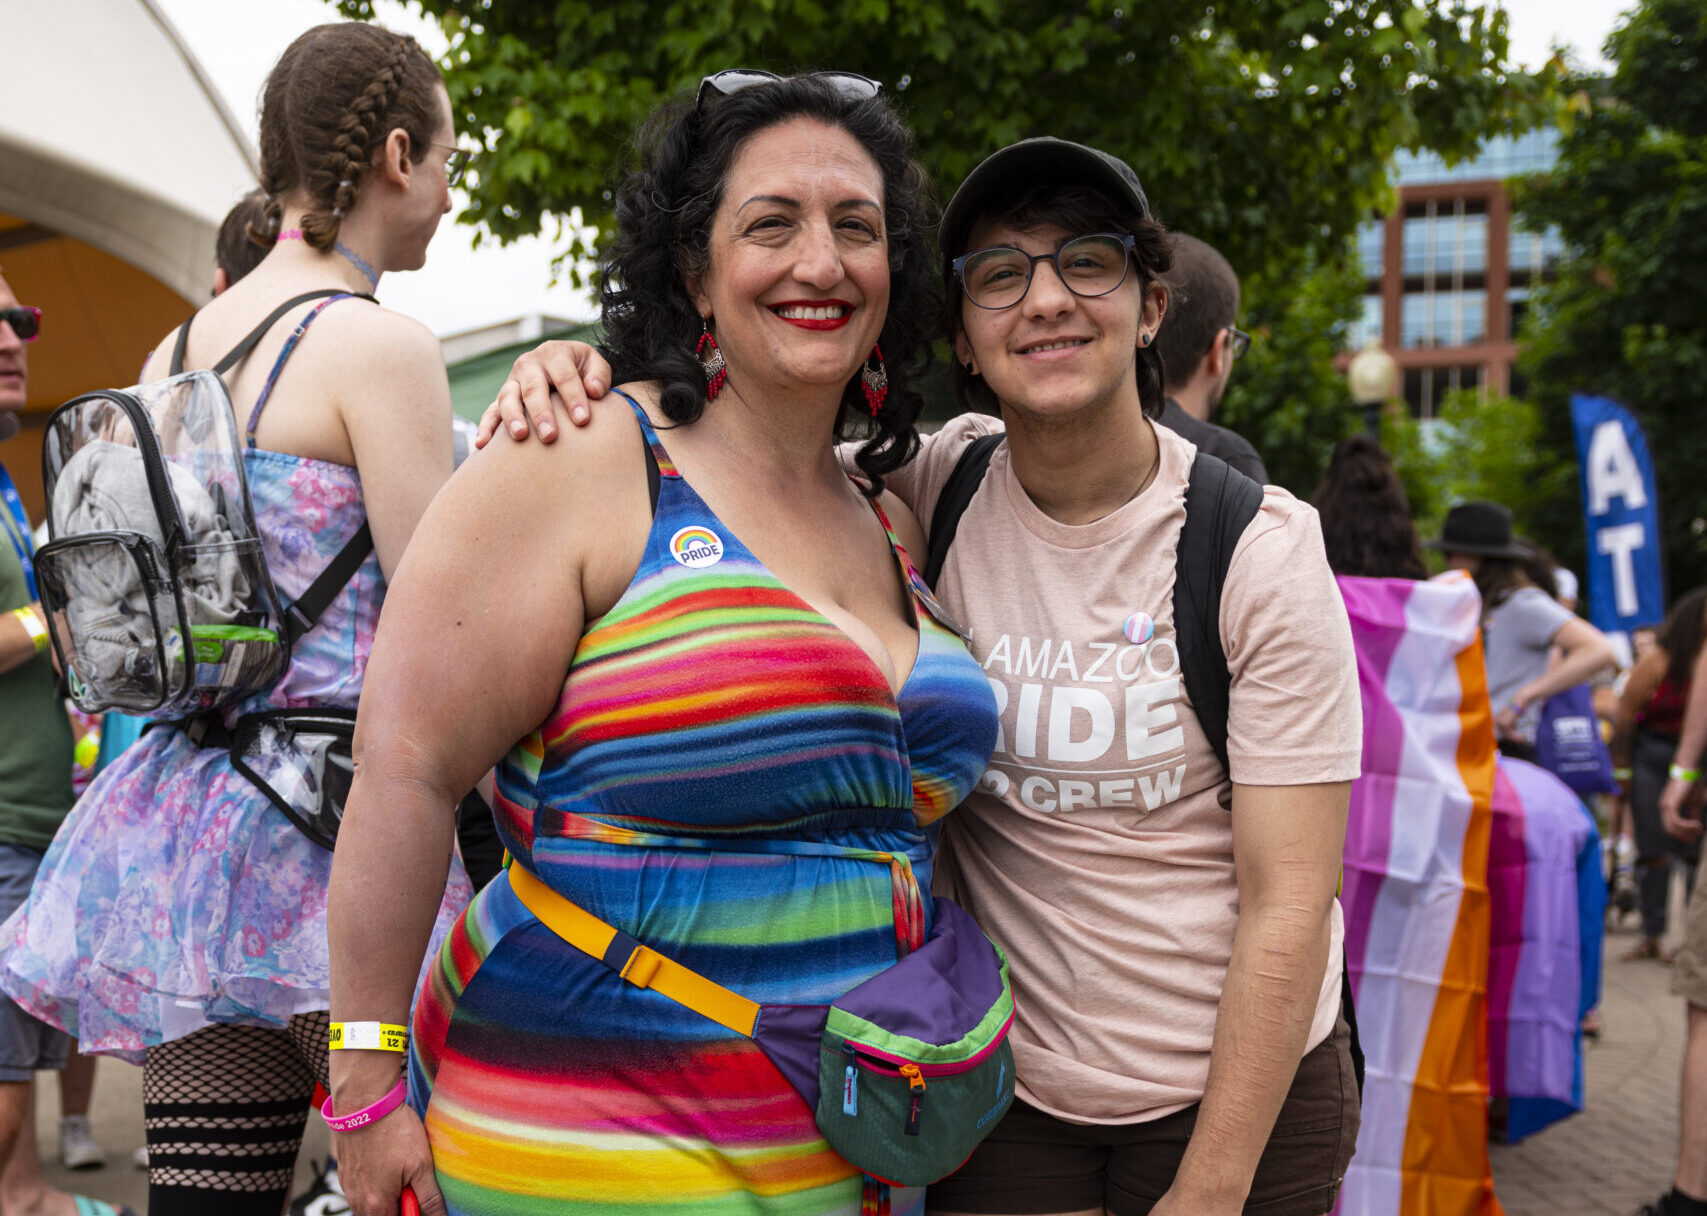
[1347,337,1398,440]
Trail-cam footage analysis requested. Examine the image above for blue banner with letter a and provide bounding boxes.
[1570,393,1664,647]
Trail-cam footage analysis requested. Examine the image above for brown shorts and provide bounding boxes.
[926,1016,1360,1216]
[1675,854,1707,1009]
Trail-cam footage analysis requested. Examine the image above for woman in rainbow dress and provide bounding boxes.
[323,73,998,1216]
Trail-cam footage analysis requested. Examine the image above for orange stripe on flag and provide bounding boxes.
[1399,633,1502,1216]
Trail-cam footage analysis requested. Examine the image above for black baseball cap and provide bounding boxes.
[939,137,1153,260]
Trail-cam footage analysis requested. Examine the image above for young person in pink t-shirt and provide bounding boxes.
[480,138,1363,1216]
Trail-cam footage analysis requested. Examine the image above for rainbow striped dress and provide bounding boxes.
[409,397,998,1215]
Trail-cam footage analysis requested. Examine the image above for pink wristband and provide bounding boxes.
[321,1077,407,1132]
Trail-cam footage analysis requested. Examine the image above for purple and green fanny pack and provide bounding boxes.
[759,898,1017,1186]
[510,863,1016,1187]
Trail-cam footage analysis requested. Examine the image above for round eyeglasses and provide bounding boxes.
[433,143,472,189]
[951,233,1138,311]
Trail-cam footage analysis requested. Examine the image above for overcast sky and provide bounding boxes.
[152,0,1633,338]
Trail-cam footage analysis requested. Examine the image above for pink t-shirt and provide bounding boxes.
[887,414,1363,1125]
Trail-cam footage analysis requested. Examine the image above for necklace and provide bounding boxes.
[275,229,379,291]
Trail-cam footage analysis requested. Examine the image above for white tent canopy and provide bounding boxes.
[2,0,258,302]
[0,0,260,516]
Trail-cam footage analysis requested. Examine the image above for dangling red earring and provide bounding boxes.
[697,319,727,401]
[861,344,888,417]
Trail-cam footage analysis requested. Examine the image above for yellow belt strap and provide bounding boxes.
[508,863,761,1038]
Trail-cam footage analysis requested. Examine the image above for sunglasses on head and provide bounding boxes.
[0,307,40,342]
[696,69,883,112]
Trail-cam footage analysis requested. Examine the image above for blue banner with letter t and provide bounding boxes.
[1570,393,1664,645]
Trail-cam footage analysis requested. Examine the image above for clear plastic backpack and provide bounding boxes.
[35,291,373,718]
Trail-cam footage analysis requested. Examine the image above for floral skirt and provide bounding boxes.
[0,727,469,1062]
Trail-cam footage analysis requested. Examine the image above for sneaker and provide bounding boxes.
[288,1157,350,1216]
[132,1144,149,1169]
[57,1114,107,1170]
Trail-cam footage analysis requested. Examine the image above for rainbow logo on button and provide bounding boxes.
[670,526,724,569]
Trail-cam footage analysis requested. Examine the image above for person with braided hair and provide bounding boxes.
[0,21,471,1216]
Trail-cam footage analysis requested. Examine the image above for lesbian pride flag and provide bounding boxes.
[1335,575,1604,1215]
[1335,574,1501,1216]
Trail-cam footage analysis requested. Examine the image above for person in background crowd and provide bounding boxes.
[215,189,273,295]
[1428,501,1617,759]
[0,23,471,1215]
[0,271,131,1216]
[1310,435,1427,581]
[1150,233,1268,483]
[1612,589,1707,961]
[71,185,289,1184]
[1637,639,1707,1216]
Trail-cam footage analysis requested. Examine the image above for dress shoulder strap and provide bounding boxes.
[246,293,374,448]
[608,389,670,515]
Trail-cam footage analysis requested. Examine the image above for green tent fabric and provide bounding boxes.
[447,322,601,421]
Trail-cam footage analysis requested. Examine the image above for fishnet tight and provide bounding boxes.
[143,1012,330,1216]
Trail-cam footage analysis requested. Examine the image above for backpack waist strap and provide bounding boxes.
[507,861,761,1037]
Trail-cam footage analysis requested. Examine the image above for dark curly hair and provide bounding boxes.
[943,183,1172,419]
[599,76,936,494]
[250,23,442,253]
[1311,435,1429,580]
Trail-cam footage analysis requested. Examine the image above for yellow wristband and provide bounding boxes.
[328,1021,408,1053]
[1670,765,1701,784]
[11,608,46,655]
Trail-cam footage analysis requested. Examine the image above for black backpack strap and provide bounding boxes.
[169,317,194,376]
[167,290,377,379]
[1172,451,1364,1095]
[216,291,377,376]
[282,522,374,646]
[1173,451,1263,777]
[923,432,1004,591]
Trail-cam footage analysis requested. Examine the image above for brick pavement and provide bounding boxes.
[1490,897,1693,1216]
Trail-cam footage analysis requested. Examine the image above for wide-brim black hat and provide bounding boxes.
[1426,500,1530,559]
[939,137,1152,260]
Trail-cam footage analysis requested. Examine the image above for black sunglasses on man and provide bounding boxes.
[0,307,40,343]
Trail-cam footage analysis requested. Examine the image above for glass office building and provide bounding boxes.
[1352,129,1562,418]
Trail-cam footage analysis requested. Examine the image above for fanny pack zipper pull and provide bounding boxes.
[900,1063,924,1136]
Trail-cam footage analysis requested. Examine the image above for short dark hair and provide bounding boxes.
[1311,435,1428,579]
[218,190,271,285]
[944,184,1172,418]
[1154,234,1240,388]
[599,76,936,495]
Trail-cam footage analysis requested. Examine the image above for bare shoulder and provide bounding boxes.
[457,381,652,616]
[138,328,186,384]
[331,303,441,368]
[475,379,649,479]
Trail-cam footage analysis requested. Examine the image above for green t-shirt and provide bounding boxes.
[0,481,74,851]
